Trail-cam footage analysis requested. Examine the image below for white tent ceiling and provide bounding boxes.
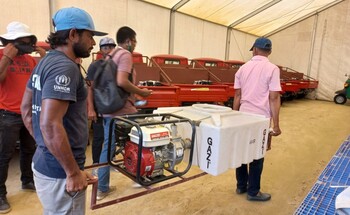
[141,0,344,36]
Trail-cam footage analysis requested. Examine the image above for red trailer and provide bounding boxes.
[191,57,226,68]
[147,55,230,106]
[190,58,243,106]
[150,54,189,67]
[224,60,245,69]
[88,51,320,109]
[279,66,319,99]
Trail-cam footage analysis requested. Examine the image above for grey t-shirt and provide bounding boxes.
[28,50,88,178]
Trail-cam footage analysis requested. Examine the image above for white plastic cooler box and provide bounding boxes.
[153,104,270,176]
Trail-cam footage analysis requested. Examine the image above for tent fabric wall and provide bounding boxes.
[1,0,350,101]
[173,13,227,59]
[127,0,170,57]
[49,0,130,70]
[142,0,344,37]
[51,0,129,34]
[310,1,350,101]
[228,30,257,62]
[0,0,50,43]
[270,0,350,101]
[49,0,170,69]
[269,17,314,73]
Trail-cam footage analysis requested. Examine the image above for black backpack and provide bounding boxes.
[93,48,130,114]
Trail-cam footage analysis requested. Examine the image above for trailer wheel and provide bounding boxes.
[334,94,347,104]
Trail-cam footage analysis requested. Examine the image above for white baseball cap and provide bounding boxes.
[99,37,116,47]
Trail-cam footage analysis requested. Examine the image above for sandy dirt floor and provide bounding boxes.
[5,99,350,215]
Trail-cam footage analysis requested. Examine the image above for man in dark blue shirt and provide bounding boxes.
[21,7,107,214]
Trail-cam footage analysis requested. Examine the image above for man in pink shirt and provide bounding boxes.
[96,26,152,200]
[233,37,282,201]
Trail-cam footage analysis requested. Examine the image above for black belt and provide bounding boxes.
[0,109,21,117]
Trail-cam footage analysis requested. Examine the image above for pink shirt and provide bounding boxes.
[108,47,137,116]
[234,55,281,118]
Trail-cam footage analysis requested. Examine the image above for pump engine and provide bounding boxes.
[117,122,191,178]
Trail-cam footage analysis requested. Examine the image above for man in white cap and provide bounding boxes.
[86,37,116,167]
[233,37,281,202]
[0,21,46,214]
[21,7,107,215]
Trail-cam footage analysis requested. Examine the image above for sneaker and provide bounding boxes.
[96,186,116,201]
[132,182,143,188]
[247,192,271,201]
[22,182,36,192]
[0,196,11,214]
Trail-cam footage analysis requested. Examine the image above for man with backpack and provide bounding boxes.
[96,26,152,200]
[87,37,116,167]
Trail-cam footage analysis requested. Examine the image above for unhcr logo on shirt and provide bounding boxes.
[54,75,71,93]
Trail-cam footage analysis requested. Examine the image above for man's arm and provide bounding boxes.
[117,71,152,97]
[233,89,241,111]
[87,81,97,122]
[0,44,18,83]
[21,87,34,137]
[269,91,281,136]
[40,98,88,192]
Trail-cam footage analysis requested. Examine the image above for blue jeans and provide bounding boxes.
[33,166,86,215]
[91,117,104,164]
[97,117,116,192]
[0,110,36,197]
[236,158,264,196]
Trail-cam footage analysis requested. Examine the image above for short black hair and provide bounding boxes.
[116,26,136,44]
[46,29,84,49]
[256,47,272,53]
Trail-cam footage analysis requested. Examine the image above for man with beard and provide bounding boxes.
[0,21,45,214]
[21,7,107,214]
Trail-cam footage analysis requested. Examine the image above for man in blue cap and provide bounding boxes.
[233,37,282,201]
[21,7,107,214]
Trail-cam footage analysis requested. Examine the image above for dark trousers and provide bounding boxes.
[91,117,104,164]
[0,110,36,196]
[236,158,264,196]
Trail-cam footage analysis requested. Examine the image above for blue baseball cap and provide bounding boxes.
[250,37,272,51]
[52,7,107,36]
